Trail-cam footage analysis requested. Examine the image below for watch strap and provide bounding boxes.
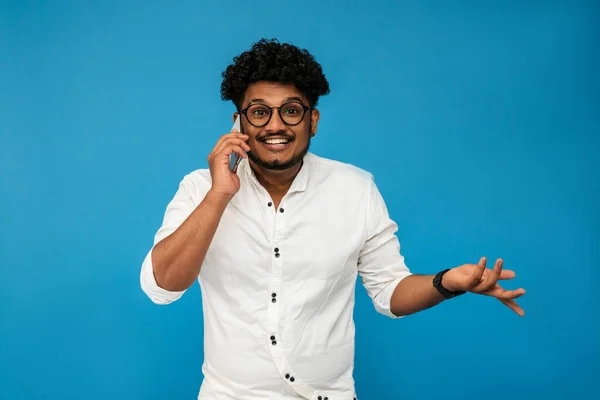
[433,269,466,299]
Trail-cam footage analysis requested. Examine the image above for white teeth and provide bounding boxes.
[264,139,289,144]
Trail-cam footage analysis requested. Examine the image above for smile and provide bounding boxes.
[263,138,290,144]
[259,136,294,151]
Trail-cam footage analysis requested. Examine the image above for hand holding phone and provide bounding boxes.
[207,115,249,200]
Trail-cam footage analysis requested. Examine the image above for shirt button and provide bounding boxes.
[271,298,276,303]
[270,335,275,340]
[285,374,290,379]
[275,253,280,258]
[318,397,322,400]
[271,293,276,297]
[271,340,277,345]
[279,207,284,213]
[267,202,272,207]
[290,377,295,382]
[274,247,279,253]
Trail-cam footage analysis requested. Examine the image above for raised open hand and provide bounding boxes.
[442,257,526,316]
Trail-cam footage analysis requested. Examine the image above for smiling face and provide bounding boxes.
[236,81,320,171]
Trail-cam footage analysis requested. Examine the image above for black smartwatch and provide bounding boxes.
[433,269,466,299]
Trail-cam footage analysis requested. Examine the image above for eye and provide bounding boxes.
[282,103,303,115]
[248,105,270,118]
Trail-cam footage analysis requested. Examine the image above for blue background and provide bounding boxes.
[1,1,598,399]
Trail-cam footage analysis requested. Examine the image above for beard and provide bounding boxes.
[246,137,311,171]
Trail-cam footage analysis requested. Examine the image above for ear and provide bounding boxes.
[232,112,239,123]
[310,108,320,136]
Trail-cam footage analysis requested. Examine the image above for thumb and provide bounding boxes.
[474,257,487,282]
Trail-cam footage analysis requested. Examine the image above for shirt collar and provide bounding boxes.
[241,153,313,194]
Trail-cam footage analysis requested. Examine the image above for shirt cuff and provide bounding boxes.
[140,249,186,305]
[372,272,413,318]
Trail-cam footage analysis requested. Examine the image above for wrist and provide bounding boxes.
[441,269,460,292]
[433,269,466,299]
[205,189,233,210]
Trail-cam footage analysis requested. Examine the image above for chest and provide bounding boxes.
[201,190,367,286]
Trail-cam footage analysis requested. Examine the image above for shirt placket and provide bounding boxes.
[264,200,316,399]
[262,190,353,400]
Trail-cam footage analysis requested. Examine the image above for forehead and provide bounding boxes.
[242,81,308,106]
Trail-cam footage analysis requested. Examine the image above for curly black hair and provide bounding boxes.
[220,38,330,109]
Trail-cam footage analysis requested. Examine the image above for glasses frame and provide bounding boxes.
[239,101,312,128]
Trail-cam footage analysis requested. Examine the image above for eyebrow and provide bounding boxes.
[246,96,305,107]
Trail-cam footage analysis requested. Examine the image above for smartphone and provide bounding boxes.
[229,115,242,173]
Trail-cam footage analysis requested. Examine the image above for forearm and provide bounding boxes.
[390,274,446,317]
[151,190,230,292]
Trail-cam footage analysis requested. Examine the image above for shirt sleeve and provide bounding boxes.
[140,172,204,305]
[357,175,413,318]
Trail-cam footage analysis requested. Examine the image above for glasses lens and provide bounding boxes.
[280,102,305,125]
[247,104,271,126]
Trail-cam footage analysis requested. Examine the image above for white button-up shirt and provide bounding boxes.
[140,152,412,400]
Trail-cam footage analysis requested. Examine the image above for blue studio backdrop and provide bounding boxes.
[1,1,598,399]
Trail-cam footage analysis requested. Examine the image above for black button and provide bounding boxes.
[318,397,322,400]
[271,340,277,345]
[270,335,275,340]
[274,247,279,252]
[285,374,290,379]
[271,293,276,297]
[290,377,295,382]
[275,253,280,258]
[267,202,272,207]
[271,298,276,303]
[279,208,284,213]
[324,397,328,400]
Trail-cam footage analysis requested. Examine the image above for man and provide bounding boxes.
[140,38,525,400]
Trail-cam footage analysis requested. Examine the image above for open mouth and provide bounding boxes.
[260,137,293,150]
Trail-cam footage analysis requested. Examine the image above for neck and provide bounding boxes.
[249,160,303,205]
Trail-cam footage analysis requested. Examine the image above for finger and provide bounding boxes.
[210,137,245,161]
[218,131,248,145]
[501,288,525,299]
[214,135,249,154]
[462,258,487,291]
[473,257,487,282]
[485,285,526,300]
[214,137,250,156]
[210,144,248,167]
[221,144,247,160]
[479,258,503,291]
[229,138,251,153]
[498,297,525,316]
[499,269,516,280]
[211,133,249,155]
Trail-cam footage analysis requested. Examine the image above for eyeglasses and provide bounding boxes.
[239,101,311,127]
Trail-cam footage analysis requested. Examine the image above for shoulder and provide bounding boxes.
[306,153,375,189]
[176,168,212,200]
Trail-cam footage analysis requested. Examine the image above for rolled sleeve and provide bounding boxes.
[140,172,205,305]
[357,176,412,318]
[140,250,186,304]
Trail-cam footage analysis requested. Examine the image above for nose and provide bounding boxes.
[265,108,287,132]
